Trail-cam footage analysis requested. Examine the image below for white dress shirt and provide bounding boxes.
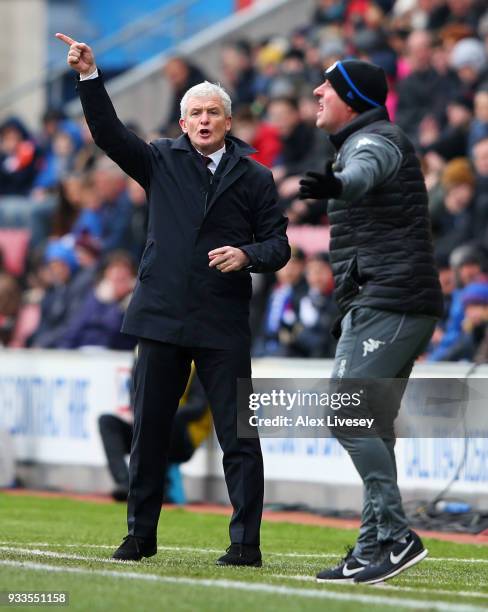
[194,145,225,174]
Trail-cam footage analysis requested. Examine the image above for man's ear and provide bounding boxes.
[179,118,187,133]
[226,116,232,132]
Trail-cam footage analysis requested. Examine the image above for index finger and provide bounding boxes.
[208,247,230,257]
[55,32,77,46]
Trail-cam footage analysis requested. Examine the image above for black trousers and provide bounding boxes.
[127,338,264,545]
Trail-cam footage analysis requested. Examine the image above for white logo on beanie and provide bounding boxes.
[326,62,338,73]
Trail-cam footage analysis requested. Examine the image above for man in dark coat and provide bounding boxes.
[56,33,290,567]
[299,59,443,585]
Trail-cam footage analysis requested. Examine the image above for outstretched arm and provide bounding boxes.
[55,33,153,189]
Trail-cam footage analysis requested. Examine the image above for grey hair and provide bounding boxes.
[180,81,232,119]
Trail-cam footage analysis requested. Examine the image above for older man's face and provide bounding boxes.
[179,96,231,155]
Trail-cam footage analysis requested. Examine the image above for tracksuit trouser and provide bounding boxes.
[331,306,436,560]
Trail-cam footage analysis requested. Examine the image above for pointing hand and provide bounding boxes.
[55,33,97,78]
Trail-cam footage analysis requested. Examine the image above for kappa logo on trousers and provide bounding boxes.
[362,338,385,357]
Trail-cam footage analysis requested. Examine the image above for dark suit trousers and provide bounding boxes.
[127,338,264,545]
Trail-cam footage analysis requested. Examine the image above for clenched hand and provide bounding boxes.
[208,246,250,273]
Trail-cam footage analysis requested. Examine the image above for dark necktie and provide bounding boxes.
[202,155,213,183]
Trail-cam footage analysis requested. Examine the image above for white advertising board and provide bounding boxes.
[0,350,487,495]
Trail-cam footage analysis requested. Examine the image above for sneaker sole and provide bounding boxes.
[316,577,356,584]
[356,548,428,585]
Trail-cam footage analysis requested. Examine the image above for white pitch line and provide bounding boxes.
[271,574,488,600]
[0,547,134,565]
[0,559,484,612]
[1,541,487,564]
[2,547,488,604]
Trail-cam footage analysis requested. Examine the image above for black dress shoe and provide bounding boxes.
[112,535,157,561]
[216,544,262,567]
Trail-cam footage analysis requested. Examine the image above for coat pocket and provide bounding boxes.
[138,239,156,281]
[334,256,360,307]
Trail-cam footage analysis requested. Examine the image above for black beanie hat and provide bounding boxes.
[324,59,388,113]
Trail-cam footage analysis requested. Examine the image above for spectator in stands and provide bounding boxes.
[99,366,211,502]
[38,108,66,152]
[431,157,475,259]
[73,229,101,290]
[279,252,338,358]
[428,245,486,361]
[396,30,459,145]
[449,37,488,98]
[422,94,473,161]
[472,136,488,246]
[222,40,259,107]
[57,250,136,350]
[427,253,456,355]
[50,173,84,238]
[253,246,308,357]
[0,117,40,197]
[434,277,488,362]
[0,272,21,346]
[267,49,311,100]
[312,0,346,27]
[161,57,208,133]
[267,96,329,210]
[70,172,104,240]
[28,238,86,348]
[33,120,84,193]
[457,279,488,362]
[122,177,148,262]
[92,159,132,253]
[231,106,282,168]
[468,86,488,157]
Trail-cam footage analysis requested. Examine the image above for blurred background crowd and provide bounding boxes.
[1,0,488,363]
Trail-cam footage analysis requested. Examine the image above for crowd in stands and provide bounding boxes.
[0,0,487,363]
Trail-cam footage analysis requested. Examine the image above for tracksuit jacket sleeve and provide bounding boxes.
[239,172,291,273]
[77,72,153,190]
[335,133,402,201]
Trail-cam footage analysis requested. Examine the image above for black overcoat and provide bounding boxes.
[78,74,290,348]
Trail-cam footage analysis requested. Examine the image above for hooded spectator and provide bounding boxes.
[28,238,89,348]
[450,37,488,97]
[428,245,486,361]
[0,117,40,196]
[461,279,488,363]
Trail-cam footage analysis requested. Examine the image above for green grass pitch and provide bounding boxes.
[0,493,487,611]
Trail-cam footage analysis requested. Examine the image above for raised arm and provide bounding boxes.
[55,33,153,189]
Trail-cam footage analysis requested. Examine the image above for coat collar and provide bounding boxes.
[329,107,390,150]
[170,133,256,218]
[170,133,256,157]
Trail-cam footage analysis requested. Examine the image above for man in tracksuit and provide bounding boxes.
[299,60,443,585]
